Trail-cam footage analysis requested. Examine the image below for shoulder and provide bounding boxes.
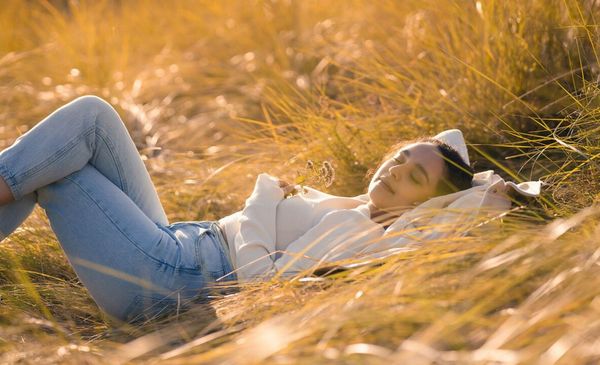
[300,186,369,205]
[318,206,373,227]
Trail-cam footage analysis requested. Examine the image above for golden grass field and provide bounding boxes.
[1,0,600,363]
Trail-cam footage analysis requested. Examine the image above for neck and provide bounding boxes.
[367,202,406,226]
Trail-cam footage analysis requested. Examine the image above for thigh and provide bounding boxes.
[0,95,167,225]
[36,164,204,322]
[85,96,168,225]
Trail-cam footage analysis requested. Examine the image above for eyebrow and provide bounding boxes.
[402,150,430,184]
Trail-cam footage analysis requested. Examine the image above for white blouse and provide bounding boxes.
[219,171,541,281]
[218,173,384,281]
[218,130,543,281]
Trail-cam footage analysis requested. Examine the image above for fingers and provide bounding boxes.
[277,179,301,197]
[282,184,297,196]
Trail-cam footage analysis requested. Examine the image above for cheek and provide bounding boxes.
[415,184,438,201]
[368,167,385,189]
[396,184,432,205]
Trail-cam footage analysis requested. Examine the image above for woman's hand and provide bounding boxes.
[277,179,299,197]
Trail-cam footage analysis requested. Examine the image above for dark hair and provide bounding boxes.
[423,138,474,195]
[369,137,474,197]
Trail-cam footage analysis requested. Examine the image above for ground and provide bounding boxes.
[1,0,600,364]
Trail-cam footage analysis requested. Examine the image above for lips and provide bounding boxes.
[378,178,394,194]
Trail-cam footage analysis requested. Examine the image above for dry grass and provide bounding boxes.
[1,0,600,363]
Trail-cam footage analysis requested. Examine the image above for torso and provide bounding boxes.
[274,187,366,248]
[218,187,368,256]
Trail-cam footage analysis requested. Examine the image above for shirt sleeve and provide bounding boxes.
[234,173,285,281]
[273,209,384,275]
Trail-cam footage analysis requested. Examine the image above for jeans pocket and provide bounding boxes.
[123,293,183,323]
[194,231,229,280]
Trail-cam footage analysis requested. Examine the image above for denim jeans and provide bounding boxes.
[0,95,236,323]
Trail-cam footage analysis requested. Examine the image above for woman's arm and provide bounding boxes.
[234,173,286,280]
[273,208,384,276]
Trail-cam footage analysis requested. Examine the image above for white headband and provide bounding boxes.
[432,129,470,166]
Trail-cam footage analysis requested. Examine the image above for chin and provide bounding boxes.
[370,195,410,214]
[368,190,391,212]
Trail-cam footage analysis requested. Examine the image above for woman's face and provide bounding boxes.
[368,142,446,213]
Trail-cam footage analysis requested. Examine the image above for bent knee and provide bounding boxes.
[68,95,124,130]
[71,95,112,111]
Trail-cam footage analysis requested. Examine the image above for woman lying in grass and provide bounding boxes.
[0,95,482,323]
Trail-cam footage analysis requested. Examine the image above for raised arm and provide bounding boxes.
[273,208,385,276]
[234,173,285,280]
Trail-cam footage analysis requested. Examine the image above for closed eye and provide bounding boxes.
[410,172,422,185]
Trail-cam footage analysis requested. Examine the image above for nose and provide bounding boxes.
[389,162,407,180]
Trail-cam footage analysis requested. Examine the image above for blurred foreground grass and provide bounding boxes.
[1,0,600,363]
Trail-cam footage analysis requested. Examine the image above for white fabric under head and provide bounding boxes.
[473,170,541,197]
[433,129,470,166]
[432,132,542,196]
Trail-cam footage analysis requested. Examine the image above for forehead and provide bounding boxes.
[397,142,445,170]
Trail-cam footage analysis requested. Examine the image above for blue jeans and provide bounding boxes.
[0,95,236,323]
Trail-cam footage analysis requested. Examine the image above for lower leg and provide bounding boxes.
[0,193,36,241]
[0,175,15,206]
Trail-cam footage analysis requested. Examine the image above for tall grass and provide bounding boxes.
[1,0,600,363]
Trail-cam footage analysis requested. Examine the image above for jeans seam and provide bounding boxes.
[17,126,96,183]
[63,174,182,270]
[94,126,127,193]
[194,232,207,275]
[209,230,226,277]
[202,228,232,279]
